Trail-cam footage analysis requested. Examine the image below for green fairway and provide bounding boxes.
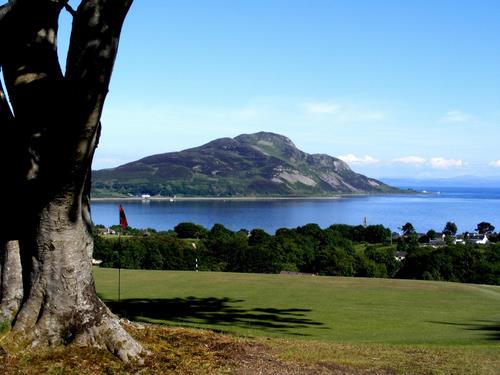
[94,268,500,346]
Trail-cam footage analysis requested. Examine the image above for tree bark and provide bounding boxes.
[12,195,143,361]
[0,241,23,323]
[0,0,143,361]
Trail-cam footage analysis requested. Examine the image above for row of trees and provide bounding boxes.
[96,223,396,277]
[93,222,500,285]
[399,244,499,284]
[398,221,500,247]
[401,221,496,237]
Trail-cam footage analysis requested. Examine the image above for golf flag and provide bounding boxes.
[119,205,128,229]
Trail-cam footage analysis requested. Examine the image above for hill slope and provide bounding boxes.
[92,132,399,197]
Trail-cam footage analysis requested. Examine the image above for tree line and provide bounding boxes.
[93,222,500,285]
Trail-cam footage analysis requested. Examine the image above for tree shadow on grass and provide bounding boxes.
[427,320,500,341]
[104,297,325,336]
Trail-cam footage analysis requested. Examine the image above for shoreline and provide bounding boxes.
[91,195,344,202]
[91,191,420,202]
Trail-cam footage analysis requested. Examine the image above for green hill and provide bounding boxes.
[92,131,400,197]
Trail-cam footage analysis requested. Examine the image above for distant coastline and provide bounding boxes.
[90,190,420,202]
[91,195,344,202]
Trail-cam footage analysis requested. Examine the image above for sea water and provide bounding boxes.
[91,187,500,234]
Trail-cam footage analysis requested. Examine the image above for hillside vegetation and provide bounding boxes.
[92,132,400,197]
[94,222,500,285]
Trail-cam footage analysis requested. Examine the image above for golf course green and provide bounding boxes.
[94,268,500,346]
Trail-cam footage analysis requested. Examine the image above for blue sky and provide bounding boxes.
[59,0,500,178]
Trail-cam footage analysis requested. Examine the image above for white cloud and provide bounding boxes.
[303,101,339,114]
[388,155,467,172]
[301,100,385,122]
[489,160,500,168]
[430,157,464,169]
[338,154,379,165]
[392,156,427,165]
[441,110,470,123]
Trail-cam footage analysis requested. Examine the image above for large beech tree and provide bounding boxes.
[0,0,144,361]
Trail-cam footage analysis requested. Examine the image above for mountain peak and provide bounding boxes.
[234,131,297,149]
[93,132,399,197]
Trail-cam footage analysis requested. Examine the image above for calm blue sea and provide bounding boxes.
[90,187,500,234]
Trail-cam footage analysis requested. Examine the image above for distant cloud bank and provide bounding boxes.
[389,156,465,170]
[338,154,379,165]
[392,156,427,165]
[430,157,464,169]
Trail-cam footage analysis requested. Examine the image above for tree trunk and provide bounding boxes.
[11,194,142,361]
[0,0,144,361]
[0,241,23,323]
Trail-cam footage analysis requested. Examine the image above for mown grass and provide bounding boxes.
[2,270,499,374]
[89,269,500,373]
[94,268,500,346]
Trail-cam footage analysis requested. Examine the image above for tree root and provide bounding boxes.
[72,312,147,363]
[8,297,147,363]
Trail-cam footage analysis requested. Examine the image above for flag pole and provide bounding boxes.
[118,204,128,303]
[118,229,121,302]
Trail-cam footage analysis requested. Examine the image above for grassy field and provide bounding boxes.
[94,268,500,346]
[2,270,499,374]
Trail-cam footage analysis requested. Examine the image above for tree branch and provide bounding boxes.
[0,1,18,63]
[0,0,70,205]
[0,1,16,22]
[1,0,65,117]
[63,1,76,17]
[64,0,133,163]
[66,0,133,97]
[0,71,13,123]
[1,0,132,195]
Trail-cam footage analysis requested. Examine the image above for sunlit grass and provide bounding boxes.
[94,268,500,346]
[2,270,499,374]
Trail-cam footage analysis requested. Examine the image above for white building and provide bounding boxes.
[467,234,489,245]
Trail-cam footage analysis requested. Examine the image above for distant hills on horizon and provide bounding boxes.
[381,176,500,188]
[92,131,401,197]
